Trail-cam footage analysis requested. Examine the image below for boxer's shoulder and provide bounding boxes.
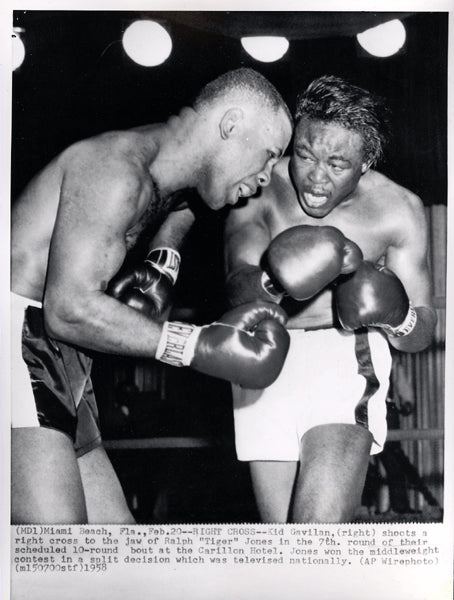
[56,133,159,211]
[354,171,426,246]
[59,129,158,173]
[361,169,422,207]
[353,171,423,229]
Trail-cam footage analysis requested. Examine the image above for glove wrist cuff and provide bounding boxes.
[146,247,181,285]
[261,271,285,302]
[156,321,201,367]
[384,303,417,337]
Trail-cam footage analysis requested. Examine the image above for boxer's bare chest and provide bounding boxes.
[266,189,391,264]
[264,185,394,328]
[124,176,168,251]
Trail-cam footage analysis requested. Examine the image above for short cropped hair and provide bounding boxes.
[194,68,292,124]
[295,75,390,167]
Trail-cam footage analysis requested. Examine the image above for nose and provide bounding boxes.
[309,163,328,184]
[257,163,273,187]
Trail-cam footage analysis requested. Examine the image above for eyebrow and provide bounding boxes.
[330,154,351,164]
[295,142,315,153]
[295,143,352,165]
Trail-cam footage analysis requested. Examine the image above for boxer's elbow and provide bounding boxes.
[43,292,91,343]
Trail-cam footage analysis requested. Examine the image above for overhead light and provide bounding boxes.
[122,20,172,67]
[357,19,406,58]
[12,27,25,70]
[241,36,289,63]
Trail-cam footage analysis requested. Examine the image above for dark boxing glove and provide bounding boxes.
[155,302,290,389]
[334,261,417,337]
[108,247,180,320]
[263,225,363,301]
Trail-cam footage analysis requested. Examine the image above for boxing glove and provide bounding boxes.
[334,261,417,337]
[155,302,290,389]
[264,225,363,301]
[108,247,180,320]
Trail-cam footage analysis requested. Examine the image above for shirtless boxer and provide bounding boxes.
[224,75,436,523]
[11,68,293,524]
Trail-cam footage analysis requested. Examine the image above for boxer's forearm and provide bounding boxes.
[150,206,195,251]
[43,290,164,357]
[44,291,292,389]
[225,265,282,308]
[386,306,437,353]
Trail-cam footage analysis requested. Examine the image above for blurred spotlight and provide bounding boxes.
[357,19,406,57]
[241,36,289,63]
[122,20,172,67]
[12,27,25,70]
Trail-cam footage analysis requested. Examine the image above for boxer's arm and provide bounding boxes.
[43,154,165,356]
[107,205,196,320]
[384,192,436,352]
[224,200,278,306]
[43,147,291,388]
[149,205,196,251]
[225,202,363,306]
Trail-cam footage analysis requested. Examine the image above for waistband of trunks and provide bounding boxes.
[11,291,43,310]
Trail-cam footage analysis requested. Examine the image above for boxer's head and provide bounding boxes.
[193,68,293,210]
[290,75,390,218]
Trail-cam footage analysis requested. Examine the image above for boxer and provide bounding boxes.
[11,68,293,524]
[223,75,436,523]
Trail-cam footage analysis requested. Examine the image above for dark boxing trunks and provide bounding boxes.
[17,302,102,457]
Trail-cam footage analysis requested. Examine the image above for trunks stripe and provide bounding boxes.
[354,328,380,431]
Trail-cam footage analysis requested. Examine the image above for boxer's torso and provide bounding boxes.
[12,129,166,302]
[259,158,414,329]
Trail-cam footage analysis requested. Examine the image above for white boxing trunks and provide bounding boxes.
[232,328,392,461]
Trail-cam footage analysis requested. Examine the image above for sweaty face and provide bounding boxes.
[289,118,368,218]
[204,107,292,210]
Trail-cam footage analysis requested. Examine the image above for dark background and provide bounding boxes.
[11,11,448,522]
[12,11,447,204]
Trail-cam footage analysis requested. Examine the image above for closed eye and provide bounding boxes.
[331,163,349,173]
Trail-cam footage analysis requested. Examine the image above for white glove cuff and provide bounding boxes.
[261,271,285,302]
[385,303,417,337]
[155,321,201,367]
[146,247,181,285]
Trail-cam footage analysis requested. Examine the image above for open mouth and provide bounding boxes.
[238,184,256,199]
[303,191,329,208]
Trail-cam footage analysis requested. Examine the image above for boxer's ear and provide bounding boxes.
[361,161,371,174]
[219,108,244,139]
